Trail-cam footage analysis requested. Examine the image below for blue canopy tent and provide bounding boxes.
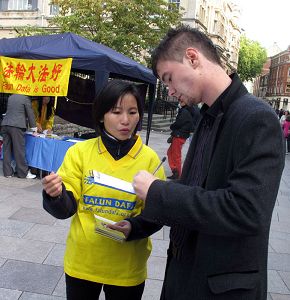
[0,32,157,144]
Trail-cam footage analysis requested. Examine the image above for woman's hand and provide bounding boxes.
[106,220,132,239]
[37,125,43,133]
[42,171,63,197]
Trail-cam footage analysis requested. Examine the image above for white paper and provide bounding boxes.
[92,170,135,195]
[25,131,34,135]
[65,139,84,143]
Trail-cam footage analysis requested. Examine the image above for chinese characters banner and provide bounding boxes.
[0,56,72,96]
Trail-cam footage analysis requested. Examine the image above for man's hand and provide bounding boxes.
[106,220,132,239]
[133,171,158,201]
[42,171,63,197]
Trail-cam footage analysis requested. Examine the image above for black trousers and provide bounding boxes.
[2,126,28,177]
[65,274,145,300]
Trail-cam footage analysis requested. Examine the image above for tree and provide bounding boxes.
[16,0,182,66]
[237,35,267,82]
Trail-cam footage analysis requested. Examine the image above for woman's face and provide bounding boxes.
[103,93,140,140]
[43,96,50,104]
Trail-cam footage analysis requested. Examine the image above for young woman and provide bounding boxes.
[41,80,165,300]
[282,114,290,154]
[32,96,55,134]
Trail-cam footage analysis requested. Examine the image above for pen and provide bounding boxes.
[152,156,167,175]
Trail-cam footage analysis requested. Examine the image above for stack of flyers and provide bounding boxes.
[94,215,125,243]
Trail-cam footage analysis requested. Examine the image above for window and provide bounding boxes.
[168,0,180,10]
[50,4,59,15]
[199,6,205,22]
[213,11,219,34]
[0,0,7,10]
[0,0,37,10]
[213,20,218,34]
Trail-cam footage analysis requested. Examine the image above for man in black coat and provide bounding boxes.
[167,100,194,179]
[132,25,285,299]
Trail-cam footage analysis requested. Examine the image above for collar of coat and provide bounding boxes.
[200,73,248,118]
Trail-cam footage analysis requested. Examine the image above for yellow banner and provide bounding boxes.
[0,56,72,96]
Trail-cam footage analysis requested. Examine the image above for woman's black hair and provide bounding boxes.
[37,96,54,119]
[93,80,144,135]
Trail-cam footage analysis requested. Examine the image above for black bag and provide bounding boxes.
[167,136,173,143]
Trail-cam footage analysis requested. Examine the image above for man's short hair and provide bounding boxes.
[151,25,222,77]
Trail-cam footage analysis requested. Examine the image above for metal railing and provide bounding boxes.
[145,98,178,123]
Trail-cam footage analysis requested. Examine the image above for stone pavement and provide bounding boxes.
[0,131,289,300]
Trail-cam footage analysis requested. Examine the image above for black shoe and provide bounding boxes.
[167,170,179,180]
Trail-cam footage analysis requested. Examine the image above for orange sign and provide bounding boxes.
[0,56,72,96]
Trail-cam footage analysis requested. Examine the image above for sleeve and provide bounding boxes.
[170,110,182,131]
[57,145,83,202]
[43,145,83,218]
[45,108,55,130]
[31,101,39,120]
[170,108,193,133]
[25,97,37,128]
[125,214,163,241]
[142,109,285,237]
[31,100,41,130]
[126,149,166,240]
[43,184,77,219]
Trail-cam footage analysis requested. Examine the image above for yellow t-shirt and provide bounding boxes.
[58,135,166,286]
[32,100,55,130]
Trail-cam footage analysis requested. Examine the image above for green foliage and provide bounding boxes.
[237,35,267,82]
[16,0,182,66]
[15,26,57,36]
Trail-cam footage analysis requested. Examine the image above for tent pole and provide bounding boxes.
[54,96,58,110]
[146,83,156,145]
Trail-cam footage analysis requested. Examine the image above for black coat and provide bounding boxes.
[141,78,285,299]
[170,105,195,139]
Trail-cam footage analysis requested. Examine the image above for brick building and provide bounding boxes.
[266,46,290,110]
[252,58,271,99]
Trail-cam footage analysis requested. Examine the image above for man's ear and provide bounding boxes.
[185,48,199,68]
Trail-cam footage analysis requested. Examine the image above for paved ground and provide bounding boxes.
[0,131,290,299]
